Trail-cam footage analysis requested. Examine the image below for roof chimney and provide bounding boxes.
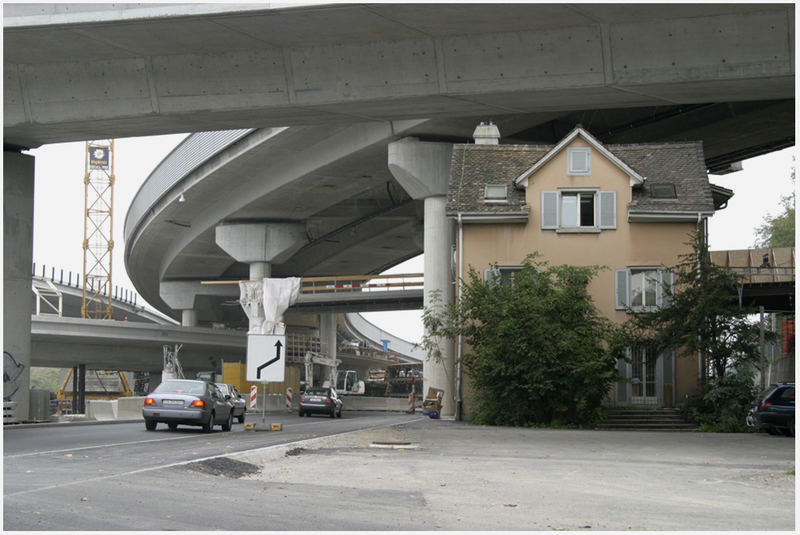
[473,121,500,145]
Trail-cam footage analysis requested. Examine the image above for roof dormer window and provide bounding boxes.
[567,147,591,176]
[650,183,677,199]
[484,184,508,203]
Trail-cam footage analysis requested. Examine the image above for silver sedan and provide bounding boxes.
[143,379,234,432]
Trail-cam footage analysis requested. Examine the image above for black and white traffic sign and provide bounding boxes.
[246,334,286,383]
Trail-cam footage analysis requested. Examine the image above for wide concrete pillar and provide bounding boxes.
[4,150,35,421]
[388,138,455,417]
[215,222,306,333]
[215,222,307,268]
[160,281,236,327]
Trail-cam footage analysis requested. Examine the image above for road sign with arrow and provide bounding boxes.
[246,334,286,382]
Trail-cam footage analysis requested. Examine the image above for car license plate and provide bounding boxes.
[310,396,323,402]
[162,399,183,406]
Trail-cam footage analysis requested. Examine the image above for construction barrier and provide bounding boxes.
[86,400,118,421]
[117,396,145,420]
[286,387,293,411]
[3,401,18,424]
[250,385,257,409]
[341,395,417,412]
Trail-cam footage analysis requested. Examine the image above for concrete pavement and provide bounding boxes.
[233,418,795,531]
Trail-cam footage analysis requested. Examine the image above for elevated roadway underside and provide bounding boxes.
[6,2,795,330]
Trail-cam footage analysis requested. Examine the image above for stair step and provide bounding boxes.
[599,408,697,431]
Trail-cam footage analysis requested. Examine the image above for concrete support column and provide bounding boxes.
[388,138,455,417]
[215,222,307,270]
[320,312,338,386]
[216,222,306,333]
[160,281,237,326]
[250,261,270,280]
[4,150,35,421]
[181,309,198,328]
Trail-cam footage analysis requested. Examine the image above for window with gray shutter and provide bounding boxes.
[615,269,629,310]
[567,147,591,175]
[541,191,559,229]
[598,191,617,229]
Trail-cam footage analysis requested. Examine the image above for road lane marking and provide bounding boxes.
[4,434,198,459]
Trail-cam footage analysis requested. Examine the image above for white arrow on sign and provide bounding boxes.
[246,334,286,383]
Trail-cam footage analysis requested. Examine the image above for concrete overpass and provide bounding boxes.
[4,3,793,170]
[26,270,422,371]
[4,3,794,419]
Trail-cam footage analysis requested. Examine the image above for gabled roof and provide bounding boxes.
[514,126,645,188]
[446,126,716,222]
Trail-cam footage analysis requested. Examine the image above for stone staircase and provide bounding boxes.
[597,408,697,431]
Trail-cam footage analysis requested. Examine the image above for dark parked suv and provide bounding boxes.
[752,383,795,437]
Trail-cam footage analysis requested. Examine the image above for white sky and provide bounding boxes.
[27,139,796,345]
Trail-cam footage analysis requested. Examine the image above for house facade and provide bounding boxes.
[446,124,731,414]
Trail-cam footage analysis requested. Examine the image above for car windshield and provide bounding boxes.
[215,384,231,395]
[305,388,329,396]
[154,381,206,396]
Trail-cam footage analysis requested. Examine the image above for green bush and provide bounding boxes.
[683,365,758,432]
[423,256,624,428]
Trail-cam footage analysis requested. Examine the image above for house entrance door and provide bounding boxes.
[631,347,658,406]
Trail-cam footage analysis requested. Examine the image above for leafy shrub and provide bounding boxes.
[423,256,625,427]
[683,365,758,432]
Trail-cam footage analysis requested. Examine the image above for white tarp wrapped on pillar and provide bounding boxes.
[239,277,301,335]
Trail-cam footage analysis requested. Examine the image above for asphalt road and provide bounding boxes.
[4,414,795,531]
[3,410,420,530]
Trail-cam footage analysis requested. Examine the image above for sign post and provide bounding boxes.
[246,334,286,430]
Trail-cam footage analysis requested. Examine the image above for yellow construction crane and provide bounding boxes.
[82,140,115,319]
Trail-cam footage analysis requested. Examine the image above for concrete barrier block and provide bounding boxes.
[87,400,118,421]
[117,396,145,420]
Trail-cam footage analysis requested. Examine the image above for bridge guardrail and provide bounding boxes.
[300,273,424,294]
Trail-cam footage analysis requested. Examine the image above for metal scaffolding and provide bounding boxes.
[82,140,115,319]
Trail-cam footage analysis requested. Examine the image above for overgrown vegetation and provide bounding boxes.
[421,255,625,427]
[623,231,776,431]
[682,364,759,433]
[30,367,62,392]
[623,231,766,380]
[754,166,795,248]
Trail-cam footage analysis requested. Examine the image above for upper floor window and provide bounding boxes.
[615,267,673,312]
[484,184,508,203]
[567,147,591,176]
[650,183,677,199]
[541,190,616,231]
[484,265,526,287]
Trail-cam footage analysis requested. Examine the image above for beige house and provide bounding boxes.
[446,124,732,413]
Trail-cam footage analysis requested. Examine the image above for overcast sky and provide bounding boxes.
[27,138,795,344]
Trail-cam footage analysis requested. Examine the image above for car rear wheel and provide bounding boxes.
[336,405,342,418]
[222,411,233,432]
[237,412,245,423]
[203,412,215,433]
[145,419,157,431]
[329,406,336,418]
[783,421,795,437]
[168,423,178,431]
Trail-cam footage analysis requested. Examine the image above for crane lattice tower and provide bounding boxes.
[82,140,115,319]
